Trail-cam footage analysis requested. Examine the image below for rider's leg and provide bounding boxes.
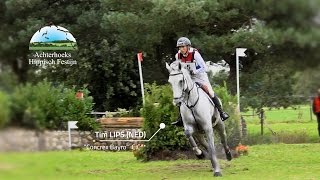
[199,83,229,121]
[212,95,229,121]
[192,73,229,121]
[171,104,183,126]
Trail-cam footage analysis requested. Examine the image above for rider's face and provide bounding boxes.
[179,46,188,54]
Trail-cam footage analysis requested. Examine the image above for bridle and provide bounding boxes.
[169,72,185,101]
[169,71,199,109]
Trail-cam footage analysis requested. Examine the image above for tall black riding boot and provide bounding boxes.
[212,96,229,121]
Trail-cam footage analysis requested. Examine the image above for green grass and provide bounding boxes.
[29,42,77,50]
[247,122,317,135]
[1,144,320,179]
[241,105,319,144]
[29,46,77,50]
[242,105,316,123]
[1,105,318,179]
[244,122,319,144]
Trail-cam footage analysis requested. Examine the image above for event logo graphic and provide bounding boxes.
[28,23,78,67]
[29,24,77,51]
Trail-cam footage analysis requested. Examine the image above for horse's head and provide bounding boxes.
[166,61,192,106]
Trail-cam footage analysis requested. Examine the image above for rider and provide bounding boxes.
[171,37,229,126]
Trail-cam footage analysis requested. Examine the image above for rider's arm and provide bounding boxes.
[194,51,207,74]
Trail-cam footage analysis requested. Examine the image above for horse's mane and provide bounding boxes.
[169,60,180,71]
[181,68,193,89]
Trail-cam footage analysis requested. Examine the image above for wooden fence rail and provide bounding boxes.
[97,117,144,128]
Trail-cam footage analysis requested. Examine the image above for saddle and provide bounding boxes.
[195,82,214,106]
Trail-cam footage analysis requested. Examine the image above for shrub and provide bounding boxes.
[0,67,18,93]
[138,82,241,160]
[0,91,10,128]
[139,83,189,160]
[10,81,99,131]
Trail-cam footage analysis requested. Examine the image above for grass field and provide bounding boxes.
[242,105,316,123]
[29,42,77,50]
[1,105,319,179]
[0,144,319,180]
[240,105,319,144]
[29,46,77,50]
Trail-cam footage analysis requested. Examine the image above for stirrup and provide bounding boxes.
[220,111,229,121]
[171,117,183,127]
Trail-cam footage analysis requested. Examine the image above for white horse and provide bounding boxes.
[166,61,232,177]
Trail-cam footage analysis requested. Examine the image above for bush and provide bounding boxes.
[0,67,18,93]
[0,91,10,128]
[10,81,99,131]
[138,82,241,160]
[139,83,189,160]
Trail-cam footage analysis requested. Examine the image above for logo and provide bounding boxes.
[28,23,78,67]
[29,24,77,51]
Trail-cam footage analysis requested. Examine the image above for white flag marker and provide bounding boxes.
[236,48,247,57]
[236,48,247,113]
[68,121,78,149]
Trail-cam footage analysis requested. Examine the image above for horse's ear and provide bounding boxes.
[178,62,181,70]
[165,62,171,72]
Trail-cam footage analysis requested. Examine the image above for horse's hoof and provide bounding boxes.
[196,152,205,159]
[214,172,222,177]
[225,149,232,161]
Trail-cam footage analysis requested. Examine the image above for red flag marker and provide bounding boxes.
[137,52,143,62]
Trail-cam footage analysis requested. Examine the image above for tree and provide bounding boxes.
[1,0,319,112]
[293,64,320,97]
[0,0,141,111]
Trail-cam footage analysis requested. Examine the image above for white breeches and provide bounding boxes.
[191,72,215,97]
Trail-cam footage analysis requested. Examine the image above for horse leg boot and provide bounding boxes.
[171,105,183,127]
[212,96,229,121]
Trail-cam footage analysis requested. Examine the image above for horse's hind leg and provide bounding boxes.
[184,129,202,156]
[194,133,209,159]
[204,127,222,176]
[194,133,209,150]
[215,120,232,161]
